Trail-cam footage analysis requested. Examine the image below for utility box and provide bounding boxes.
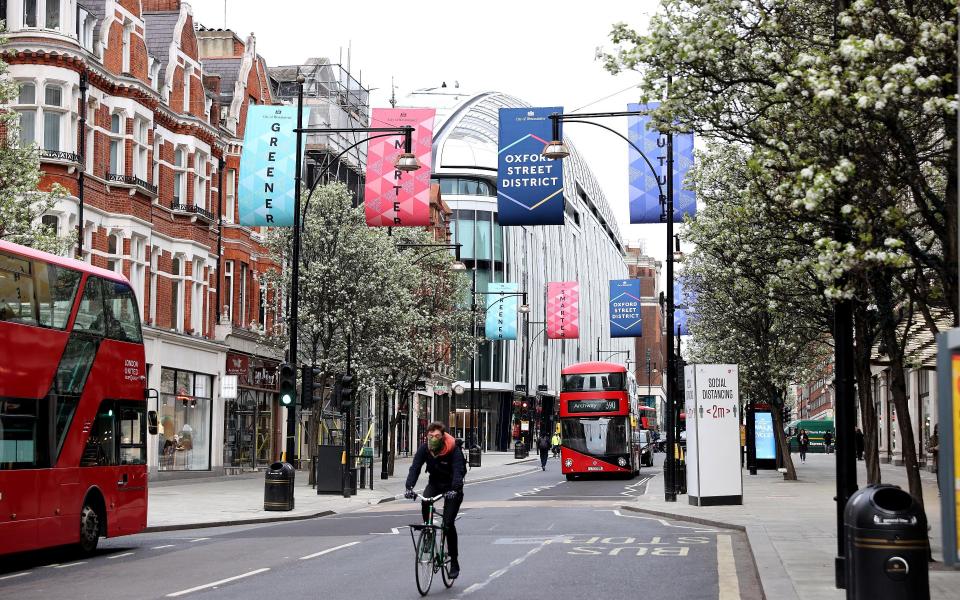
[684,364,742,506]
[315,444,343,494]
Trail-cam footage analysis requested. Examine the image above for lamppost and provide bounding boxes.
[471,271,529,459]
[288,73,421,464]
[542,107,679,502]
[76,70,87,259]
[521,318,547,441]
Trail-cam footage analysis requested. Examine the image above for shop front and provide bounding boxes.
[223,352,280,470]
[157,368,214,472]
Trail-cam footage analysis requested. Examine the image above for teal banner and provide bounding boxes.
[238,105,307,226]
[485,282,519,340]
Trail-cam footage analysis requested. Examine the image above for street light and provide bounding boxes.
[543,107,679,502]
[287,73,421,464]
[397,242,465,270]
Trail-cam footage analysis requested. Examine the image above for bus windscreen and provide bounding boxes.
[561,372,625,392]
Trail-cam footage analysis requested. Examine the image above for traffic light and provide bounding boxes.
[339,373,354,410]
[279,363,296,407]
[301,366,321,409]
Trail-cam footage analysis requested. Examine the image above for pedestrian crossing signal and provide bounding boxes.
[279,363,296,406]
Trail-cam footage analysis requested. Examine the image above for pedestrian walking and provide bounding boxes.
[797,429,810,462]
[927,424,940,495]
[823,430,834,454]
[550,432,561,458]
[537,434,551,471]
[855,427,865,461]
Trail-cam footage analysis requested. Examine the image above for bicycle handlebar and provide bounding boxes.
[412,491,444,503]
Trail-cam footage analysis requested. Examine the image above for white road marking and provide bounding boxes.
[298,541,360,560]
[371,527,402,535]
[0,571,31,580]
[53,562,86,569]
[604,509,719,533]
[188,538,209,543]
[107,552,135,559]
[459,538,553,597]
[165,568,270,597]
[152,544,176,549]
[717,534,741,600]
[621,476,654,497]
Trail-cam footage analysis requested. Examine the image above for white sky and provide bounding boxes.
[190,0,669,265]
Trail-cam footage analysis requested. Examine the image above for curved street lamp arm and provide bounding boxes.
[557,117,665,201]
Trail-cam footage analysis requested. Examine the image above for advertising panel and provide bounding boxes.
[627,102,696,224]
[497,107,565,225]
[364,108,435,227]
[238,105,307,226]
[609,279,642,338]
[485,282,519,340]
[684,363,742,505]
[547,281,579,339]
[754,411,776,460]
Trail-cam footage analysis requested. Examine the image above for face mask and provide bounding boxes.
[428,436,442,452]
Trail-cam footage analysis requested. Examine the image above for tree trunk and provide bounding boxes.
[872,273,924,502]
[772,396,797,480]
[853,305,881,484]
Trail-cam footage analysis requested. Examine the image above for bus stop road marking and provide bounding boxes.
[717,534,741,600]
[458,539,553,598]
[165,568,271,597]
[299,541,360,560]
[604,509,720,533]
[0,571,32,581]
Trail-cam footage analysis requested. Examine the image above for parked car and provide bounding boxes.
[635,430,656,467]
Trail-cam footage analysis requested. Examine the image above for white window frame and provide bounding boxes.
[129,236,147,319]
[171,256,184,332]
[239,262,248,327]
[172,147,186,206]
[225,168,236,223]
[22,0,62,32]
[223,260,234,323]
[149,250,159,326]
[193,151,208,210]
[121,20,133,74]
[153,134,163,192]
[191,258,204,335]
[182,66,192,114]
[12,81,37,148]
[106,232,122,273]
[41,82,65,151]
[133,116,148,180]
[108,112,124,176]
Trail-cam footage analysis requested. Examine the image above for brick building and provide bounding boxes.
[624,244,664,431]
[2,0,280,477]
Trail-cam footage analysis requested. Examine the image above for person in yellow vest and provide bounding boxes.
[550,432,561,458]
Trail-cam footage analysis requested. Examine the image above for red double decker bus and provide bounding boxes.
[0,239,154,555]
[559,361,640,480]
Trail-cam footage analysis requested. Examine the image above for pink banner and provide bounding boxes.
[364,108,435,227]
[547,281,580,339]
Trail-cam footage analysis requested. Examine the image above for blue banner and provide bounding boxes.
[609,279,642,338]
[627,102,696,223]
[238,105,308,226]
[497,107,564,225]
[485,282,519,340]
[754,411,776,460]
[674,276,692,336]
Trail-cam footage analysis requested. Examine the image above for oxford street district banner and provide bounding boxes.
[497,107,565,226]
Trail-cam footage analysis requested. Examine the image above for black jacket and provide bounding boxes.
[405,434,466,491]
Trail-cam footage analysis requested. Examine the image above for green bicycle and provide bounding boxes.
[408,491,455,596]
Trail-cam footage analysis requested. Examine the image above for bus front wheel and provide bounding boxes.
[78,504,101,554]
[565,474,576,481]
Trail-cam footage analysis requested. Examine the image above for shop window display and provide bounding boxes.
[158,368,212,470]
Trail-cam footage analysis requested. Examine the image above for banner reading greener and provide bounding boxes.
[485,282,519,340]
[497,107,564,225]
[238,105,307,226]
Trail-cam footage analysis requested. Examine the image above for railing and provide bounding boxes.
[39,149,80,163]
[170,201,215,222]
[106,172,158,194]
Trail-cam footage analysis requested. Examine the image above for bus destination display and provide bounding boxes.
[567,399,619,414]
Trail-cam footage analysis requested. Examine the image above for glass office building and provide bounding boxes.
[408,89,633,451]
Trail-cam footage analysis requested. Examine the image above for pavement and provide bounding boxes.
[147,451,541,530]
[630,452,958,600]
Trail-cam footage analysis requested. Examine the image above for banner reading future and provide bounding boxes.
[364,108,435,227]
[547,281,579,339]
[238,105,308,226]
[497,107,564,225]
[485,282,519,340]
[609,279,642,338]
[626,102,696,224]
[674,276,693,336]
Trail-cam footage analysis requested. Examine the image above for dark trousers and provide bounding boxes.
[539,448,549,468]
[421,482,462,559]
[800,446,807,461]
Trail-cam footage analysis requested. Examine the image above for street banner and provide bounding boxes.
[546,281,579,339]
[684,364,742,505]
[238,105,308,226]
[497,107,564,225]
[485,282,519,340]
[674,277,692,336]
[609,279,642,338]
[627,102,696,223]
[364,108,435,227]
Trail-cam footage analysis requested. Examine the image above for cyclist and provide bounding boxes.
[404,422,466,579]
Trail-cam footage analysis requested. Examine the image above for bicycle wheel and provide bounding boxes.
[415,528,435,596]
[439,531,455,588]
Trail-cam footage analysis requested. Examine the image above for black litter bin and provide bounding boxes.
[514,441,525,459]
[843,484,929,599]
[469,446,482,467]
[264,462,295,511]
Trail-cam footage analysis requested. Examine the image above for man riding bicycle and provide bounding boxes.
[405,422,465,579]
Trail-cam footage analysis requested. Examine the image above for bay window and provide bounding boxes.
[42,84,63,151]
[133,117,148,180]
[108,113,123,175]
[23,0,61,30]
